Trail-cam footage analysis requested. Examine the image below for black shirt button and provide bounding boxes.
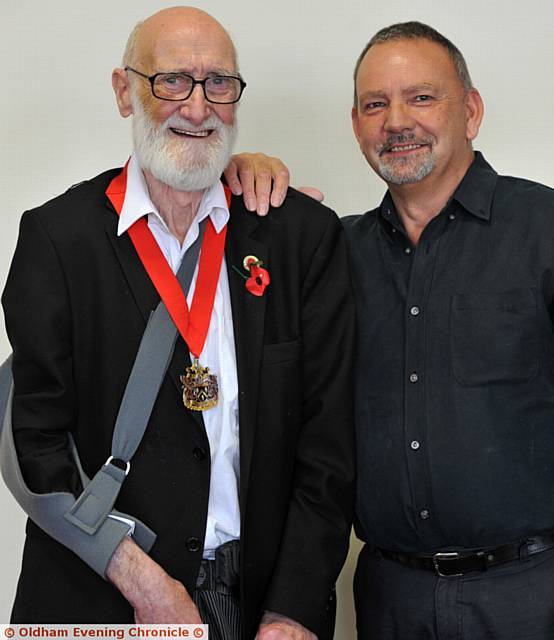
[410,306,420,316]
[419,509,430,520]
[186,537,202,552]
[404,247,412,255]
[193,447,207,461]
[448,213,456,221]
[409,372,419,383]
[410,440,420,450]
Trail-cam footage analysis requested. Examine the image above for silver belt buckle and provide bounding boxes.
[432,551,462,577]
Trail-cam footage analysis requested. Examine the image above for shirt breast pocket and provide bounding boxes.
[451,288,538,386]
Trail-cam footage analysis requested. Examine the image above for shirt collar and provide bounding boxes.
[451,151,498,221]
[378,150,499,234]
[117,154,229,237]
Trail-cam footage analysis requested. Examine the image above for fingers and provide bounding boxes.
[297,186,325,203]
[223,159,243,196]
[269,164,290,210]
[257,623,312,640]
[227,153,291,216]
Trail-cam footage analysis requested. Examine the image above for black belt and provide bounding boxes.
[378,531,554,577]
[196,540,240,592]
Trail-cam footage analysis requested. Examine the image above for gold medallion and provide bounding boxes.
[180,361,219,411]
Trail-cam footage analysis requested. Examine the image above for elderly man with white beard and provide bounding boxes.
[1,7,355,640]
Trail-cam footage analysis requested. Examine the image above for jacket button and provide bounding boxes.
[193,447,207,461]
[186,537,202,552]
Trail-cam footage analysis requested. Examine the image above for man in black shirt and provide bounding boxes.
[233,19,554,638]
[346,21,554,640]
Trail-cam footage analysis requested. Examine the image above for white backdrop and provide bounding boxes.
[1,0,553,636]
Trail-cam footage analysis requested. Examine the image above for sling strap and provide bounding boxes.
[0,219,207,577]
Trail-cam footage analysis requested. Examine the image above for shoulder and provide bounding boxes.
[341,209,380,242]
[495,173,554,205]
[15,169,123,256]
[22,168,122,234]
[274,187,342,233]
[230,187,343,248]
[491,173,554,231]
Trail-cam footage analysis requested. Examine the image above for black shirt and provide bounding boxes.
[343,152,554,553]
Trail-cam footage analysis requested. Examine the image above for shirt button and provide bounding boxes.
[404,247,412,255]
[410,306,420,316]
[409,372,419,383]
[193,447,207,461]
[419,509,430,520]
[410,440,420,450]
[186,537,202,552]
[448,213,456,221]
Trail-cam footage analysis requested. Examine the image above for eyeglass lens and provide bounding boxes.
[154,73,242,103]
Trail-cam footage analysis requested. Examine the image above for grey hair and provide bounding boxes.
[353,21,473,105]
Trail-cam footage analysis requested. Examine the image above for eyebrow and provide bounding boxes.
[158,67,237,77]
[402,83,437,95]
[358,83,439,102]
[358,90,388,101]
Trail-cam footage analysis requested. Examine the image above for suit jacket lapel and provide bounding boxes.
[103,196,205,429]
[104,199,159,324]
[104,193,269,452]
[226,198,268,508]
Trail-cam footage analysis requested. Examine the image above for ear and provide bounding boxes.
[351,105,362,145]
[465,88,484,141]
[112,67,133,118]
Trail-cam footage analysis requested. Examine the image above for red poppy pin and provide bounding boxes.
[240,255,270,297]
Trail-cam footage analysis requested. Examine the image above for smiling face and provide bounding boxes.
[112,7,239,191]
[352,37,483,190]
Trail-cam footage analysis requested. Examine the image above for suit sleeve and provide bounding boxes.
[262,211,356,639]
[2,211,155,577]
[2,211,82,496]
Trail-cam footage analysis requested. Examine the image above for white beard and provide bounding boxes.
[131,93,237,192]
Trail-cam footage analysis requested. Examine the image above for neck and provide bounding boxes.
[389,149,474,246]
[143,170,205,246]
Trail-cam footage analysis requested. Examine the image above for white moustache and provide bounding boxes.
[162,114,225,133]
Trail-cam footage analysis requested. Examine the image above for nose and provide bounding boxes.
[384,101,414,133]
[178,83,212,126]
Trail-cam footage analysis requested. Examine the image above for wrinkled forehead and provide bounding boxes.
[357,38,460,91]
[138,23,237,75]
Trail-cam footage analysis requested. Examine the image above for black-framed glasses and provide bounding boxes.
[125,67,246,104]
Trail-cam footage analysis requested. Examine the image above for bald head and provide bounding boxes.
[122,6,238,73]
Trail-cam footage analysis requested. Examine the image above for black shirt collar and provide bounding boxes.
[378,151,499,232]
[452,151,498,220]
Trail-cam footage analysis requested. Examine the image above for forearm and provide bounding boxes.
[107,537,201,623]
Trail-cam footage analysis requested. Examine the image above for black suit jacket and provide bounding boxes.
[2,169,355,639]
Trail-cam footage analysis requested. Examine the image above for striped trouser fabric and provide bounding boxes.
[193,583,242,640]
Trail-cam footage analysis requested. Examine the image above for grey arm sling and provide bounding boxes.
[0,219,207,577]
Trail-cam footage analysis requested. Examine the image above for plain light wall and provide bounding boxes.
[1,0,553,636]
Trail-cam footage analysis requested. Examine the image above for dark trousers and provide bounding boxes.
[193,541,242,640]
[354,544,554,639]
[193,587,242,640]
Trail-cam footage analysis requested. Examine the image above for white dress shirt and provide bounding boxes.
[116,155,240,559]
